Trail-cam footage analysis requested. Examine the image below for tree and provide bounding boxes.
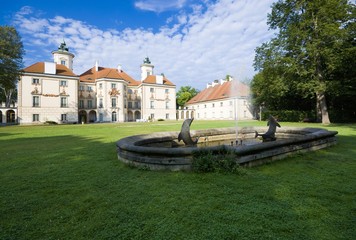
[176,86,200,108]
[0,26,24,107]
[253,0,354,124]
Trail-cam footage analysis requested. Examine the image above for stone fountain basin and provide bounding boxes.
[116,127,338,171]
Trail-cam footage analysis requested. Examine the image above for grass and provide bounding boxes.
[0,120,355,239]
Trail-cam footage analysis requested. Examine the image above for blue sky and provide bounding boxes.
[1,0,276,90]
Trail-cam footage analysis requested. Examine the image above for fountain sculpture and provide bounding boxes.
[178,118,199,146]
[116,119,338,171]
[255,115,281,142]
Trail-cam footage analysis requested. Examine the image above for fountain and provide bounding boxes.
[116,118,338,171]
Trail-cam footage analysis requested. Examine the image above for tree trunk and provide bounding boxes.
[316,92,331,124]
[2,88,14,107]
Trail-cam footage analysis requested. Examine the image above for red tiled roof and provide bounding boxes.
[142,75,175,86]
[79,66,140,86]
[186,80,250,105]
[23,62,77,77]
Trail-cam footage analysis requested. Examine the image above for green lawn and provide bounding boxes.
[1,121,355,239]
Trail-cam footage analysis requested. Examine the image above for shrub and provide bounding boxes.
[157,119,165,121]
[192,148,244,174]
[44,121,58,125]
[262,110,315,122]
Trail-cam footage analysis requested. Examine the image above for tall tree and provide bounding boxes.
[176,86,200,108]
[254,0,354,124]
[0,26,24,107]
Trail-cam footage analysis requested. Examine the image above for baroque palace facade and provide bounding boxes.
[17,42,176,124]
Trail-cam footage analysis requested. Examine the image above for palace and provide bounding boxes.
[17,42,177,124]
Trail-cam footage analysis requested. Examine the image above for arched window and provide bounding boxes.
[112,111,117,122]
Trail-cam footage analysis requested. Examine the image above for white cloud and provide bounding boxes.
[13,0,276,90]
[135,0,187,13]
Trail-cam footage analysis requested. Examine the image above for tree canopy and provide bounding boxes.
[252,0,355,124]
[176,86,200,108]
[0,26,24,106]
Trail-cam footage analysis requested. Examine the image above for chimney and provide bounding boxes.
[117,64,122,72]
[44,62,56,74]
[95,60,99,72]
[220,78,227,85]
[156,75,163,84]
[212,79,219,87]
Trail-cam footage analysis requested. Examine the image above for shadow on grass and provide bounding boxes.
[1,132,355,239]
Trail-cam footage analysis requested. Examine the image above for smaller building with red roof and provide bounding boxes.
[184,77,253,120]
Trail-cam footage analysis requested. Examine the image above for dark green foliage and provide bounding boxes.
[192,148,243,174]
[262,110,315,122]
[44,121,58,125]
[176,86,200,108]
[252,0,356,124]
[0,26,24,107]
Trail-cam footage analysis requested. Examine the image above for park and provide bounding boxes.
[1,120,355,239]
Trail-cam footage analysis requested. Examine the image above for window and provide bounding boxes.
[204,104,207,108]
[220,102,223,107]
[32,78,39,84]
[99,83,102,89]
[229,101,233,106]
[60,97,68,107]
[112,112,117,122]
[128,102,132,108]
[111,98,117,107]
[88,100,93,108]
[33,114,39,122]
[33,96,39,107]
[150,88,154,93]
[134,101,139,109]
[166,101,169,109]
[124,85,127,91]
[99,98,103,108]
[166,113,169,119]
[128,89,133,94]
[150,101,154,109]
[60,80,67,86]
[87,86,92,91]
[79,85,84,91]
[165,89,169,94]
[79,100,84,108]
[61,60,66,65]
[150,113,154,120]
[212,103,215,108]
[99,113,103,122]
[61,114,67,121]
[111,83,116,89]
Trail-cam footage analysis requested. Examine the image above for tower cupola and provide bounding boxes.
[52,41,75,71]
[140,57,154,81]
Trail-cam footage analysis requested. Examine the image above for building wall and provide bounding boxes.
[141,84,176,121]
[95,79,127,122]
[18,74,79,124]
[187,97,253,120]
